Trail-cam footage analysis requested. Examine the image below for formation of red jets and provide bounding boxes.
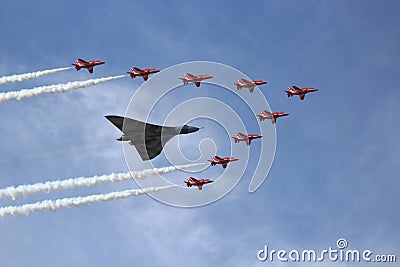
[75,58,317,191]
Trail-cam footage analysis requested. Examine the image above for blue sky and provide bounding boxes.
[0,1,399,266]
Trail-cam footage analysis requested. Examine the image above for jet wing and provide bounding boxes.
[237,132,247,138]
[189,177,198,182]
[292,85,301,91]
[131,137,170,160]
[106,115,174,133]
[77,58,88,64]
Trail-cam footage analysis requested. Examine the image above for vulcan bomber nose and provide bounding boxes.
[179,125,200,134]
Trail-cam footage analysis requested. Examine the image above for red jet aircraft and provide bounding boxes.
[257,110,289,124]
[208,156,239,168]
[234,79,267,93]
[127,67,160,81]
[72,58,105,74]
[185,177,214,190]
[231,133,262,146]
[180,73,213,87]
[285,85,318,100]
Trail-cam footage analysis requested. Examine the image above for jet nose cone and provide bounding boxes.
[257,81,267,85]
[179,125,200,134]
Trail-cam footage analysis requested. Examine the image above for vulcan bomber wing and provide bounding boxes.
[105,115,200,161]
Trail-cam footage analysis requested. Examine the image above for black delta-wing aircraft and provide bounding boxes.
[105,115,200,161]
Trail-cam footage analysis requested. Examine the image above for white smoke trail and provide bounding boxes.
[0,163,203,200]
[0,75,125,104]
[0,67,72,85]
[0,185,176,218]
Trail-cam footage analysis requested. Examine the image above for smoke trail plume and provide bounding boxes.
[0,185,176,218]
[0,75,125,104]
[0,163,203,200]
[0,67,72,85]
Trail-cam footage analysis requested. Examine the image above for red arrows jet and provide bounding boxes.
[257,110,289,124]
[285,85,318,100]
[234,79,267,93]
[231,133,262,145]
[185,177,214,190]
[127,67,160,81]
[180,73,213,87]
[208,156,239,168]
[72,58,105,74]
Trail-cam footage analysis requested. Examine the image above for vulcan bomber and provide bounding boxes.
[105,115,201,161]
